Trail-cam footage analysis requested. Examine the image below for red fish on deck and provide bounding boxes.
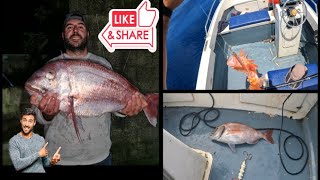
[210,122,274,152]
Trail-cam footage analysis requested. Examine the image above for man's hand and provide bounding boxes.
[39,93,60,117]
[50,147,61,165]
[38,142,48,157]
[120,92,148,116]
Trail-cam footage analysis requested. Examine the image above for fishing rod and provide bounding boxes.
[178,93,309,175]
[264,73,318,90]
[2,73,14,87]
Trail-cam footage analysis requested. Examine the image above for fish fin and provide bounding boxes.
[228,143,236,153]
[68,96,83,143]
[263,130,274,144]
[143,93,159,127]
[76,116,84,132]
[249,64,258,71]
[239,49,245,57]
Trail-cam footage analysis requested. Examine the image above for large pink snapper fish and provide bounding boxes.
[25,59,159,142]
[210,122,274,152]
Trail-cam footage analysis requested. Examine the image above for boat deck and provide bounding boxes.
[227,41,306,89]
[163,106,317,180]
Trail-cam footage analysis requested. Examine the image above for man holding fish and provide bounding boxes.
[9,108,61,173]
[25,12,153,166]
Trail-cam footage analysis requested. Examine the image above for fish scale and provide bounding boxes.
[25,59,158,142]
[69,64,134,101]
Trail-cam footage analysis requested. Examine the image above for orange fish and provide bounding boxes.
[227,49,262,90]
[247,72,263,90]
[227,49,258,74]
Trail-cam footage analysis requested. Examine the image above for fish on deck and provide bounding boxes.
[209,122,274,152]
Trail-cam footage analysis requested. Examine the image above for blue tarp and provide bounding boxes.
[166,0,219,90]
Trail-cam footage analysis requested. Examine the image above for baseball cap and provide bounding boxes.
[63,11,86,28]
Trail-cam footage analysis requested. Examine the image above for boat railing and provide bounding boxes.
[308,0,318,14]
[205,0,219,37]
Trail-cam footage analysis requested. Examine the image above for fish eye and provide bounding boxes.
[46,71,56,80]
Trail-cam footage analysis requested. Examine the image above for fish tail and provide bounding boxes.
[263,130,274,144]
[143,93,159,127]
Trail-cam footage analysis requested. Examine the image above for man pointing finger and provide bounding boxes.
[9,108,62,173]
[51,147,61,165]
[38,142,49,157]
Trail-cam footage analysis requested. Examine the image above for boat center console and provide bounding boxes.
[274,0,307,57]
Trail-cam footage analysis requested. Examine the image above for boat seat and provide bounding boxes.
[267,64,318,90]
[229,9,270,29]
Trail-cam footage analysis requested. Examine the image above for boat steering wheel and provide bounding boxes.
[281,0,307,28]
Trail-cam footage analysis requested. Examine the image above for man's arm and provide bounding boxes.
[163,0,184,89]
[163,15,170,90]
[42,156,52,167]
[41,141,61,167]
[8,139,40,171]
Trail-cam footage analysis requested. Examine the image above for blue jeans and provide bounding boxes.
[93,153,112,166]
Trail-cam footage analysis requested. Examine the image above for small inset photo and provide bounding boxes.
[163,93,317,180]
